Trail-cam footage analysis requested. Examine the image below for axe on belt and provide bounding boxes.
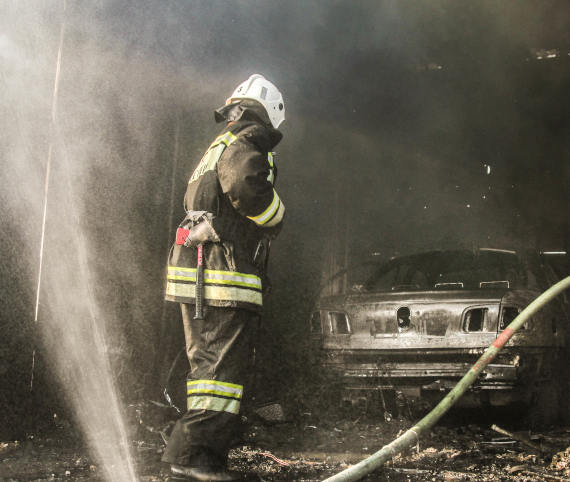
[175,211,220,320]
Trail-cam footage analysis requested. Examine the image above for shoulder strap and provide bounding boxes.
[188,131,238,184]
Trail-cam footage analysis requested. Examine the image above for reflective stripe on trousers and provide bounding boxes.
[161,305,259,467]
[187,379,243,415]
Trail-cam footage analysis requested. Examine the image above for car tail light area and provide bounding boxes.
[309,310,351,335]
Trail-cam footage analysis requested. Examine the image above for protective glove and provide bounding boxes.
[183,218,220,248]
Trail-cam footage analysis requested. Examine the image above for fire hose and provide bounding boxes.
[323,276,570,482]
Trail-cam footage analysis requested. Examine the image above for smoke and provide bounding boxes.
[0,0,216,476]
[0,0,568,475]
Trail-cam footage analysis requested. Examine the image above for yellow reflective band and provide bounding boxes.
[187,389,241,399]
[247,189,280,226]
[205,270,261,289]
[187,380,243,399]
[168,266,195,273]
[189,145,224,183]
[267,152,275,185]
[203,277,260,289]
[166,281,263,306]
[187,379,243,391]
[188,132,237,183]
[215,131,237,147]
[168,267,260,280]
[267,153,275,183]
[167,267,262,290]
[204,269,260,281]
[187,395,240,414]
[264,199,285,227]
[167,275,261,290]
[167,274,196,281]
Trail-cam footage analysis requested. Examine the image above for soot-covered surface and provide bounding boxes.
[1,1,569,480]
[1,409,570,481]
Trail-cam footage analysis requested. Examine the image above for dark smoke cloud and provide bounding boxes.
[1,0,568,442]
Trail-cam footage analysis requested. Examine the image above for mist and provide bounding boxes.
[1,0,568,479]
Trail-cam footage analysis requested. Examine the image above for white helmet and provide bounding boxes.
[226,74,285,128]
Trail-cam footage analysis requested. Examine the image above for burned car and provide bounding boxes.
[309,249,569,424]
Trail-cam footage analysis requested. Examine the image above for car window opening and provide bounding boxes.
[329,311,350,334]
[463,308,488,332]
[500,306,523,330]
[310,311,322,334]
[363,250,526,292]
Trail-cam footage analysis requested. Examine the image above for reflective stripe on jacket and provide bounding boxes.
[166,266,262,307]
[165,104,284,312]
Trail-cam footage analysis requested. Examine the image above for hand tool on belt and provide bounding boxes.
[175,211,220,320]
[194,244,205,320]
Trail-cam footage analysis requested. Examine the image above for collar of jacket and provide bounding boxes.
[214,100,283,148]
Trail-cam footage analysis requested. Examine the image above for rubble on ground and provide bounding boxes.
[1,405,569,481]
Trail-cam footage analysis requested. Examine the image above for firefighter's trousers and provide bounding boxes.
[162,304,259,468]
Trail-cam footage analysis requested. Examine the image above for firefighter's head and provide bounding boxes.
[225,74,285,129]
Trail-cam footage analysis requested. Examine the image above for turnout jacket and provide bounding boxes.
[165,101,285,312]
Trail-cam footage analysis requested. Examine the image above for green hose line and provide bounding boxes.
[323,276,570,482]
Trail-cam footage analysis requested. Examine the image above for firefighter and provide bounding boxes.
[162,74,286,481]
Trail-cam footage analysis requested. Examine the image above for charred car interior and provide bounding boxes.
[310,249,569,425]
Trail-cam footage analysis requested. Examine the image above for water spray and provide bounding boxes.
[29,2,137,480]
[31,0,66,391]
[323,276,570,482]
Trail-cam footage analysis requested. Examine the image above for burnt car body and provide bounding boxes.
[310,249,569,423]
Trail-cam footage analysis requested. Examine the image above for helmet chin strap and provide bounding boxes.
[215,100,273,128]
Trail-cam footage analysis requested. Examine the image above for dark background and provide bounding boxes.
[1,0,568,438]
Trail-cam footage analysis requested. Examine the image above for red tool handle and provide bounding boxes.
[176,227,190,245]
[194,244,204,320]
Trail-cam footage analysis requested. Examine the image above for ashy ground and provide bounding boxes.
[1,406,570,481]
